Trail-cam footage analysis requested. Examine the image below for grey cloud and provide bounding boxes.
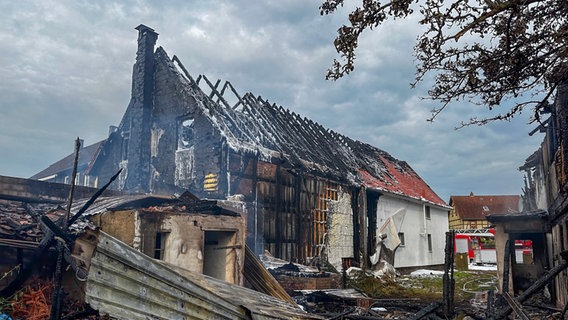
[0,1,541,203]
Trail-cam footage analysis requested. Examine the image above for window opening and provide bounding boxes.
[427,234,432,252]
[203,230,236,282]
[425,206,431,219]
[178,118,195,150]
[153,232,168,260]
[398,232,405,246]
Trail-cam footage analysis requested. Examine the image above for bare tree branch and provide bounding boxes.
[321,0,568,126]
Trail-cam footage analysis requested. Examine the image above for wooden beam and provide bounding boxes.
[501,239,512,294]
[496,258,568,319]
[502,292,530,320]
[408,302,440,320]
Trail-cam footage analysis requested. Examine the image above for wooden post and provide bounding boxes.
[51,138,81,320]
[443,230,455,317]
[501,239,512,294]
[486,290,494,320]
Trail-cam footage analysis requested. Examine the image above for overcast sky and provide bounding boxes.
[0,1,544,203]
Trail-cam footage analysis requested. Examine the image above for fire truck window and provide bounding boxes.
[480,237,495,249]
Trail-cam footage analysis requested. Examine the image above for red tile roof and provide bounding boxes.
[358,155,447,207]
[449,194,520,220]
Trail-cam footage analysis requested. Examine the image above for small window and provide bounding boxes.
[153,232,168,260]
[483,205,490,212]
[398,232,405,246]
[427,234,432,252]
[425,206,431,219]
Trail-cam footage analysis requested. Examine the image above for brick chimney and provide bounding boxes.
[123,25,158,192]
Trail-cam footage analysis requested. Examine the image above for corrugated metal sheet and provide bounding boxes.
[70,195,174,216]
[85,231,321,320]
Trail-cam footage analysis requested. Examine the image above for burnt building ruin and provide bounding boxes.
[515,76,568,308]
[33,25,449,271]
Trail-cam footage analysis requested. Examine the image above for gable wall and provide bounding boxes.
[150,52,224,196]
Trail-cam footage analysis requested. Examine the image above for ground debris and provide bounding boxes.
[0,277,100,320]
[294,289,435,319]
[2,278,52,320]
[290,266,564,320]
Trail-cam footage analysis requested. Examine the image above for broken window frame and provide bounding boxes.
[177,117,195,150]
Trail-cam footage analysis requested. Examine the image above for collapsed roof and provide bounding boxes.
[159,48,446,207]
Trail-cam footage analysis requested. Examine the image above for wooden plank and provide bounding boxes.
[244,245,296,304]
[87,231,247,319]
[502,292,530,320]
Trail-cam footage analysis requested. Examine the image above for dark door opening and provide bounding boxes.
[366,191,380,265]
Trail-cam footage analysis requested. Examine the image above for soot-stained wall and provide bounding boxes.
[90,26,225,198]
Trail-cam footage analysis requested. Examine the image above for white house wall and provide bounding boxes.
[376,194,449,268]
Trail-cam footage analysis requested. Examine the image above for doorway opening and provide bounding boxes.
[203,230,236,282]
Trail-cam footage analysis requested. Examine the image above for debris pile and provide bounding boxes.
[3,278,53,320]
[260,252,342,291]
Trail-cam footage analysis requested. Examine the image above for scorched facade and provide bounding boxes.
[34,25,450,271]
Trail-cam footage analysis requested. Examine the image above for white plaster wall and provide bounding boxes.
[376,194,449,268]
[174,147,196,187]
[326,187,354,272]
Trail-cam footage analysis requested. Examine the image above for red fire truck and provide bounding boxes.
[454,230,533,264]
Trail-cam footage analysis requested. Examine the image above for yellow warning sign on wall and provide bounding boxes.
[204,173,218,191]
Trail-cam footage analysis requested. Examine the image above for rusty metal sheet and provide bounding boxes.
[86,231,247,319]
[85,231,320,320]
